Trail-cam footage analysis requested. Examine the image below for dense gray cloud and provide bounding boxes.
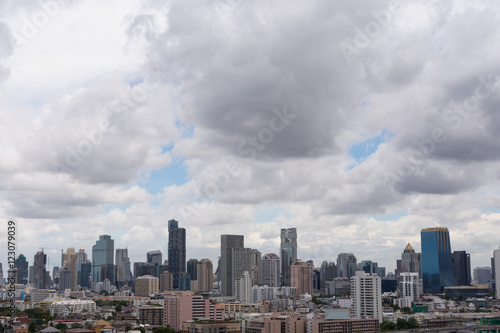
[0,22,13,82]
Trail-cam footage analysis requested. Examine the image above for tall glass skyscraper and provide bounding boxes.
[168,219,186,290]
[92,235,114,283]
[421,227,454,293]
[280,228,297,286]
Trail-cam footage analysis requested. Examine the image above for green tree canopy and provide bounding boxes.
[55,322,67,331]
[408,317,419,329]
[396,318,408,330]
[380,321,396,331]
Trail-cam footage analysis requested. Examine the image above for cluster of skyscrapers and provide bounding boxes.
[4,224,499,304]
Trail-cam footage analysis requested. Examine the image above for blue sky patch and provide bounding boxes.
[140,158,190,195]
[481,208,500,214]
[103,203,131,213]
[349,129,395,166]
[371,208,408,221]
[253,204,283,223]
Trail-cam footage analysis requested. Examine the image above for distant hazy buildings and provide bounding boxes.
[62,248,77,290]
[92,235,114,283]
[116,248,133,288]
[76,248,91,289]
[33,250,49,289]
[251,249,261,286]
[59,267,71,290]
[421,227,454,293]
[337,253,357,278]
[280,228,297,286]
[168,219,186,290]
[147,250,163,266]
[351,271,383,323]
[320,261,336,293]
[474,266,492,287]
[396,243,421,279]
[452,251,471,286]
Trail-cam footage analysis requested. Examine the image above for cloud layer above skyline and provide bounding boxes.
[0,0,499,273]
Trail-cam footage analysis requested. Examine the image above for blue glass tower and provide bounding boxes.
[92,235,114,283]
[421,227,454,293]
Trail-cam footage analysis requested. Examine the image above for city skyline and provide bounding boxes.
[0,1,500,280]
[2,226,496,282]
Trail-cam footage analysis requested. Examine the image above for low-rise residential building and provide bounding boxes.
[164,291,222,331]
[247,313,307,333]
[182,319,241,333]
[312,318,380,333]
[50,299,96,316]
[138,306,164,326]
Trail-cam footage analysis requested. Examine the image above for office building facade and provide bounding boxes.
[187,259,199,282]
[452,251,471,286]
[197,259,213,293]
[221,235,245,296]
[421,227,454,293]
[168,219,186,290]
[135,275,159,296]
[291,260,313,296]
[398,272,420,302]
[261,253,280,288]
[15,254,29,285]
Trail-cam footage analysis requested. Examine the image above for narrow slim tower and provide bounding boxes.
[280,228,297,286]
[168,219,186,290]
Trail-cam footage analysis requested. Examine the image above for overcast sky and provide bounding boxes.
[0,0,499,275]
